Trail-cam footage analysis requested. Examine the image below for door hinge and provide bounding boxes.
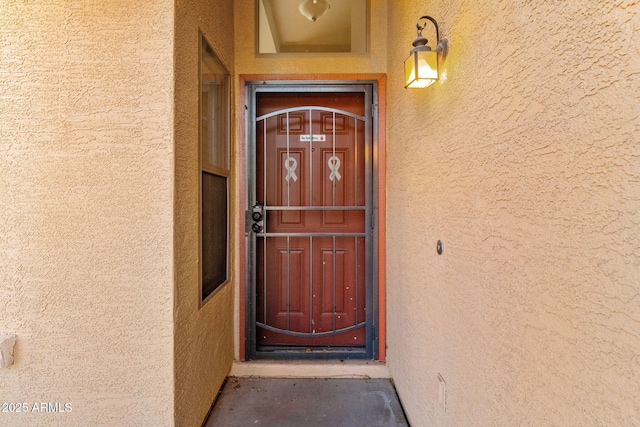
[245,210,252,234]
[371,214,376,229]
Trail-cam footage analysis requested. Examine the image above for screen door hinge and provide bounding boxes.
[371,214,375,229]
[245,210,252,234]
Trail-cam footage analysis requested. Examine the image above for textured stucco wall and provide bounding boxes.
[235,0,388,75]
[173,1,235,426]
[0,1,175,426]
[386,1,640,426]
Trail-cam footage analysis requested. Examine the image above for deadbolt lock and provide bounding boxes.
[251,202,264,233]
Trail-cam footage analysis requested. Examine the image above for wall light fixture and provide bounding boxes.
[405,16,449,89]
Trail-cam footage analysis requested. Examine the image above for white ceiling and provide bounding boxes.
[259,0,367,53]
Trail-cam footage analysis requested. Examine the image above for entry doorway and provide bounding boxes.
[245,83,379,359]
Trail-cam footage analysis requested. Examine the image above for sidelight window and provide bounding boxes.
[200,34,230,304]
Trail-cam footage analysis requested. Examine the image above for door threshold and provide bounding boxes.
[230,359,389,379]
[255,346,367,360]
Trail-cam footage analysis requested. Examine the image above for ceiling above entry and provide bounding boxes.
[257,0,368,54]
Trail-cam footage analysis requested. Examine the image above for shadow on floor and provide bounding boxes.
[204,377,409,427]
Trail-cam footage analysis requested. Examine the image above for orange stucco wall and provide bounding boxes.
[0,2,175,425]
[385,1,640,425]
[173,1,236,426]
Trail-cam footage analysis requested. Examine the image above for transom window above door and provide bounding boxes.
[256,0,368,54]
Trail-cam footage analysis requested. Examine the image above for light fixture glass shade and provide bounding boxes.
[299,0,330,22]
[405,49,439,88]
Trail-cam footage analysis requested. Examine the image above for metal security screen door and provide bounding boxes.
[247,84,377,359]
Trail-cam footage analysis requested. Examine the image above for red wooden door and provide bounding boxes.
[254,92,369,349]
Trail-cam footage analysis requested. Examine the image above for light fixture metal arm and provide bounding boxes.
[415,15,448,54]
[417,16,440,45]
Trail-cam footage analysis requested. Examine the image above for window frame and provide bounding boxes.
[255,0,370,56]
[199,33,231,306]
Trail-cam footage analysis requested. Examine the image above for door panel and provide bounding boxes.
[251,90,372,354]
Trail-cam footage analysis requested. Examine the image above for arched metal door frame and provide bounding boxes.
[244,81,379,360]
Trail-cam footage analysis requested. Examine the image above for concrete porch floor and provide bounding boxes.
[204,377,409,427]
